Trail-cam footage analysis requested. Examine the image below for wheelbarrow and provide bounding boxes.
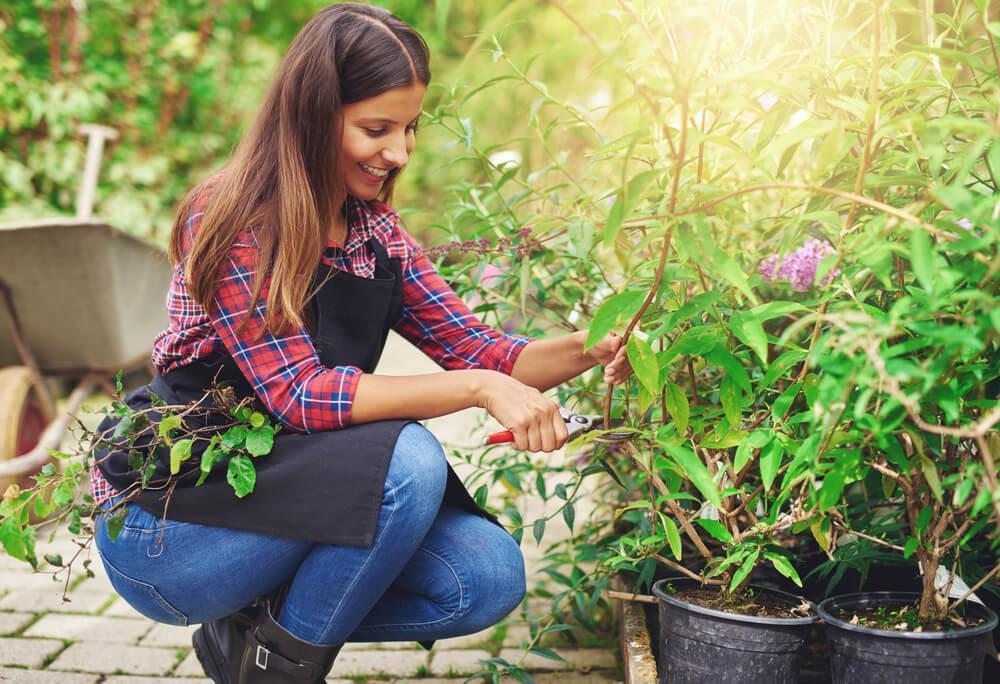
[0,124,172,492]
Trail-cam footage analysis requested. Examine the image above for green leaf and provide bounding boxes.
[734,432,771,473]
[627,335,660,396]
[169,439,193,475]
[533,518,546,545]
[562,502,575,533]
[226,455,256,498]
[249,412,267,428]
[713,253,760,306]
[661,443,723,509]
[729,311,768,365]
[158,414,182,440]
[720,375,742,426]
[759,439,783,492]
[662,515,682,560]
[663,380,689,434]
[772,382,802,419]
[706,349,751,395]
[903,537,919,559]
[910,229,934,293]
[695,518,733,543]
[764,551,802,587]
[751,301,810,321]
[818,467,846,510]
[761,351,807,389]
[920,456,943,503]
[222,426,248,450]
[0,517,26,560]
[246,427,275,457]
[603,195,625,245]
[729,547,760,592]
[106,509,126,542]
[585,290,646,351]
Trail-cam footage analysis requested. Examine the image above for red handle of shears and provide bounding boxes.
[484,430,515,445]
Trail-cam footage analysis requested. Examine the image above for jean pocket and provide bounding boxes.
[99,554,189,626]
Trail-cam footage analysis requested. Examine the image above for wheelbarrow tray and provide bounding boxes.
[0,218,171,375]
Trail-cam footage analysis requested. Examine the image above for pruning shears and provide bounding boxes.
[484,406,631,446]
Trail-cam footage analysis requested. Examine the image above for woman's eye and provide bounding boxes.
[364,128,387,137]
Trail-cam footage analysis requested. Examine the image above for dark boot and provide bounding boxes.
[192,606,257,683]
[193,585,291,683]
[238,599,342,683]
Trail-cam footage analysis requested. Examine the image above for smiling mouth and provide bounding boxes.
[359,163,391,178]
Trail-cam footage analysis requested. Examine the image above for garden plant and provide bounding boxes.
[1,0,998,681]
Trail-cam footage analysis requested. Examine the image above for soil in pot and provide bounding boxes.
[818,592,999,684]
[652,578,820,684]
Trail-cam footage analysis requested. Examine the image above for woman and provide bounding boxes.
[92,4,631,683]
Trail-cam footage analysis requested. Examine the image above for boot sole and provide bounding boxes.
[192,627,227,684]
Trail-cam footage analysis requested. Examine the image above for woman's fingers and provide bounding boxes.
[527,418,543,453]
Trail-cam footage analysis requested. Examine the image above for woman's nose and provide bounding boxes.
[381,134,409,167]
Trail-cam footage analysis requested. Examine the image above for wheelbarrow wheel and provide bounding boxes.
[0,365,51,494]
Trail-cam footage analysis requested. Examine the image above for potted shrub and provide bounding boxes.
[801,183,999,681]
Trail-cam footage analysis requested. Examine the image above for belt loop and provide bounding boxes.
[255,644,269,670]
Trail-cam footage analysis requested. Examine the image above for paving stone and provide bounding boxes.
[138,622,197,648]
[0,588,112,614]
[0,668,99,683]
[0,571,67,593]
[0,612,35,635]
[101,597,148,620]
[432,626,496,650]
[341,641,409,652]
[497,648,617,672]
[527,673,621,684]
[429,648,494,675]
[172,651,205,678]
[342,640,422,651]
[47,643,179,675]
[328,649,429,677]
[24,614,152,644]
[0,637,65,667]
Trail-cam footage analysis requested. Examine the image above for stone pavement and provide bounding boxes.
[0,334,622,682]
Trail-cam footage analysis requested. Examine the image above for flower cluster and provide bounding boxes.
[412,227,542,259]
[758,238,840,292]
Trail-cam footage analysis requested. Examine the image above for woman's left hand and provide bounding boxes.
[588,331,633,386]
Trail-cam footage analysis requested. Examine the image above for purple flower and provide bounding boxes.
[955,218,973,231]
[758,238,840,292]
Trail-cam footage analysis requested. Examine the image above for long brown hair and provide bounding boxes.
[169,3,430,336]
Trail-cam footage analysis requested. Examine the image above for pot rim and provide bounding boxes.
[817,591,999,640]
[652,577,820,626]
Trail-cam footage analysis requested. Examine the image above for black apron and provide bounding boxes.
[97,236,502,548]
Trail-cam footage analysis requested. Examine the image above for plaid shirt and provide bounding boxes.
[91,191,533,504]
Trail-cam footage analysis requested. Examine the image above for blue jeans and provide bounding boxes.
[93,423,526,646]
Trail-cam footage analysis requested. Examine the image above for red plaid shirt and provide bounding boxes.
[91,191,533,504]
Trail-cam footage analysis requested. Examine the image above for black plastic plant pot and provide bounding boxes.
[818,592,998,683]
[651,577,820,684]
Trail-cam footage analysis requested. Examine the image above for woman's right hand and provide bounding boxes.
[473,371,568,453]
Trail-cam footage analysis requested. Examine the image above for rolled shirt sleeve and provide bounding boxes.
[392,224,535,375]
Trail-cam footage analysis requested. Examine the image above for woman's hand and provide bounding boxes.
[474,371,568,453]
[587,331,633,386]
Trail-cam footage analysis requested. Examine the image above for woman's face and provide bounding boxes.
[340,82,426,200]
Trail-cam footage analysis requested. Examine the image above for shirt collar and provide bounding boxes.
[336,196,395,254]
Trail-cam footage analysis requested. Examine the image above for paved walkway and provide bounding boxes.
[0,334,622,682]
